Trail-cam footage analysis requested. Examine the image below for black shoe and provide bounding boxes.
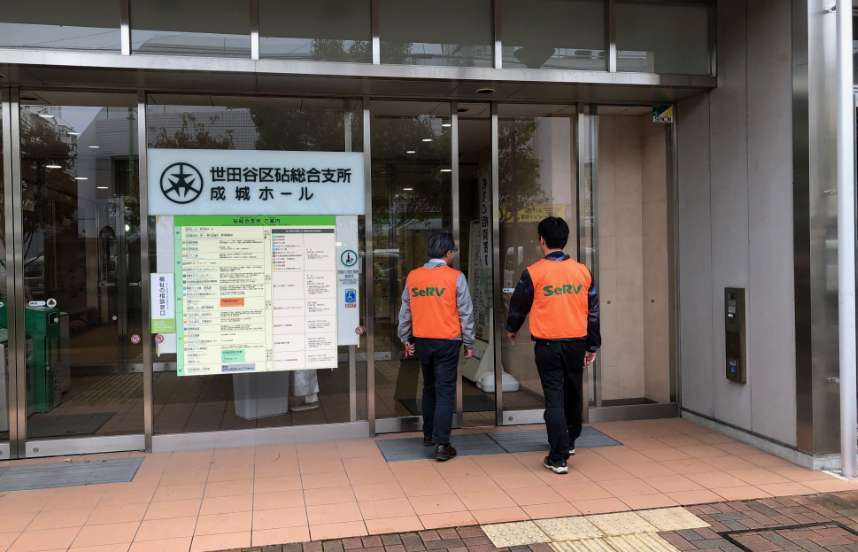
[565,448,576,460]
[435,444,457,462]
[423,435,434,447]
[543,456,569,475]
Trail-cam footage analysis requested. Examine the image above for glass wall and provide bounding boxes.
[146,94,366,434]
[370,101,452,420]
[501,0,607,70]
[497,104,579,413]
[19,91,144,439]
[0,98,8,443]
[379,0,493,67]
[259,0,372,63]
[0,0,120,51]
[616,0,712,75]
[131,0,251,57]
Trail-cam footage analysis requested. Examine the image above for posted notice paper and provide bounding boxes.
[175,215,338,376]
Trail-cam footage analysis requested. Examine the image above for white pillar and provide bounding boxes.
[836,0,857,479]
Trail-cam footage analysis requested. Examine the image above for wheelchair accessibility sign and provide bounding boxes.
[344,289,357,309]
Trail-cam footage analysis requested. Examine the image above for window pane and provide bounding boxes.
[0,0,119,51]
[131,0,250,57]
[145,95,366,434]
[260,0,371,63]
[20,92,144,438]
[0,99,7,443]
[379,0,493,67]
[616,0,712,74]
[501,0,606,70]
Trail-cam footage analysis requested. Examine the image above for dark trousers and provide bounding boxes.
[415,338,460,445]
[534,340,586,462]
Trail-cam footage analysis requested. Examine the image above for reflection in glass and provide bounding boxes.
[20,93,144,438]
[616,0,711,74]
[131,0,251,57]
[0,103,7,441]
[379,0,493,67]
[0,0,120,51]
[498,105,578,412]
[260,0,371,63]
[501,0,606,70]
[146,95,366,434]
[371,101,452,419]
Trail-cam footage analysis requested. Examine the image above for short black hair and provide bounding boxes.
[538,216,569,249]
[427,232,456,259]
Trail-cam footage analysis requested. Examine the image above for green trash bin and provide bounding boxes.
[26,305,60,414]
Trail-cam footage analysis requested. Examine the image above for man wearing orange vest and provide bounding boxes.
[506,217,601,475]
[398,232,475,461]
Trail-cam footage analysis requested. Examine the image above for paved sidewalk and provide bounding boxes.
[233,491,858,552]
[0,419,855,551]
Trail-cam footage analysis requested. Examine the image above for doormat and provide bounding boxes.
[398,394,496,415]
[0,457,143,491]
[376,433,505,461]
[488,426,621,453]
[375,426,621,462]
[27,412,115,438]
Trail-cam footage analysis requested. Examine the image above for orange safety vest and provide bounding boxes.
[406,265,462,340]
[527,257,591,340]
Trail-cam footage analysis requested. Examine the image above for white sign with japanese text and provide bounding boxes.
[148,148,366,216]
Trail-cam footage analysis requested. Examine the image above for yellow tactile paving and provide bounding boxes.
[636,507,710,532]
[549,538,619,552]
[586,512,658,536]
[604,533,680,552]
[482,521,551,547]
[535,516,604,541]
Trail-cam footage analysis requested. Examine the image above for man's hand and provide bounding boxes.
[584,351,597,366]
[464,347,475,359]
[403,342,416,359]
[507,332,516,343]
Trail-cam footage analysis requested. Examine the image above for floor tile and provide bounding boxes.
[307,502,363,525]
[190,532,249,552]
[505,486,565,506]
[523,502,581,520]
[152,485,204,503]
[727,469,790,486]
[554,482,613,502]
[363,516,423,535]
[637,507,710,531]
[352,483,406,502]
[711,486,772,501]
[549,537,616,552]
[144,500,201,521]
[535,516,603,541]
[598,479,660,498]
[586,512,657,536]
[251,527,311,546]
[9,527,80,552]
[72,523,139,548]
[471,507,529,525]
[203,480,253,498]
[757,482,816,496]
[199,495,253,516]
[87,504,149,526]
[193,511,251,536]
[620,494,679,510]
[252,507,308,530]
[0,513,37,533]
[253,477,302,493]
[128,537,192,552]
[458,490,516,511]
[418,511,476,530]
[569,498,629,515]
[304,486,356,506]
[358,498,415,520]
[665,490,723,506]
[482,521,551,547]
[134,517,196,542]
[645,476,703,494]
[309,521,367,541]
[408,494,467,516]
[29,509,91,531]
[301,472,351,490]
[69,543,131,552]
[253,490,304,511]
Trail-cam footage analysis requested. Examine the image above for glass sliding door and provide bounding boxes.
[370,100,453,430]
[18,91,144,451]
[0,92,12,455]
[496,104,583,422]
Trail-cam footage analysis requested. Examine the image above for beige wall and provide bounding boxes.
[598,114,669,403]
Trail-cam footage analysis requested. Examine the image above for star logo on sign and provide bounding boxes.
[160,162,204,204]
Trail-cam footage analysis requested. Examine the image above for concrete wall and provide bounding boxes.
[677,0,797,446]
